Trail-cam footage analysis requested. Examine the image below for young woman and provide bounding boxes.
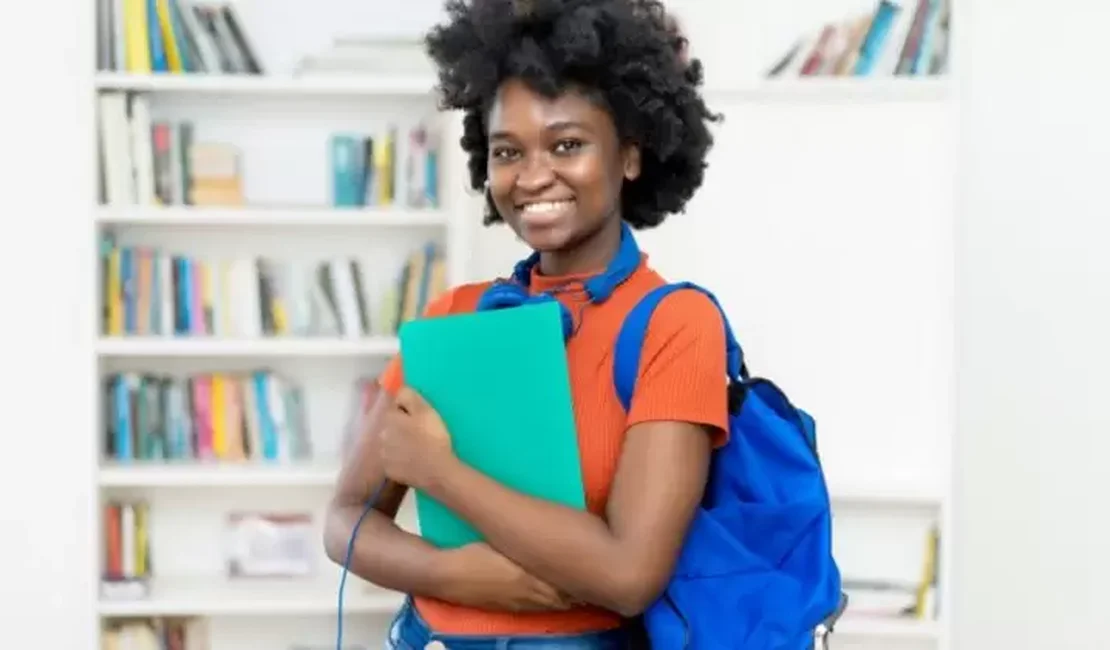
[324,0,726,647]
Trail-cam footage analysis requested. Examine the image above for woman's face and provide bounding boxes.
[486,78,640,256]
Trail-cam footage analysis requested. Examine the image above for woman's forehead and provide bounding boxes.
[487,79,611,135]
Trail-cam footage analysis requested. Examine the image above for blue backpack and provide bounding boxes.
[612,281,844,649]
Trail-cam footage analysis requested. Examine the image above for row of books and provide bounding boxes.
[99,236,445,339]
[97,0,262,75]
[97,90,442,210]
[330,125,441,209]
[103,370,310,463]
[767,0,950,78]
[98,93,240,206]
[102,618,207,650]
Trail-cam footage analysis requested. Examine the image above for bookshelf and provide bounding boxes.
[91,1,477,649]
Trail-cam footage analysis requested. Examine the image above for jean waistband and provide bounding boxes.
[388,598,631,650]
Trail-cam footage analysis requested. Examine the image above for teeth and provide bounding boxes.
[522,200,573,214]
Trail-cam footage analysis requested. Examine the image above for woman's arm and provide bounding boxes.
[325,382,578,612]
[422,417,712,617]
[383,289,729,616]
[322,389,453,597]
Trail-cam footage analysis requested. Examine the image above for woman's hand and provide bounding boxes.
[379,386,457,491]
[439,542,579,613]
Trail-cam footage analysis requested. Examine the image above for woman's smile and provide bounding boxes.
[517,198,577,228]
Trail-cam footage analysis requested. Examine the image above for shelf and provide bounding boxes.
[96,336,400,358]
[834,616,940,640]
[99,462,340,487]
[830,480,943,510]
[98,576,403,617]
[96,205,448,227]
[95,73,949,102]
[94,72,437,97]
[706,77,951,102]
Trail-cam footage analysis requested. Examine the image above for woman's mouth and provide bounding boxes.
[518,199,575,227]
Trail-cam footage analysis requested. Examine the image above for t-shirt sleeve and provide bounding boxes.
[376,288,461,397]
[625,288,731,447]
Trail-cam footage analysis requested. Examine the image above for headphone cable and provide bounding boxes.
[336,479,387,650]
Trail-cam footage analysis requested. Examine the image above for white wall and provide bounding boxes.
[952,0,1110,648]
[0,0,98,647]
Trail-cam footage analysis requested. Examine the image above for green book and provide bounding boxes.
[398,301,586,548]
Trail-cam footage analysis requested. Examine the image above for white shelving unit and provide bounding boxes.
[90,4,477,648]
[97,462,341,488]
[96,205,451,227]
[706,76,952,102]
[95,336,401,358]
[97,576,404,618]
[94,71,439,96]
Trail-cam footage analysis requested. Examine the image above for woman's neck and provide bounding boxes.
[538,218,623,277]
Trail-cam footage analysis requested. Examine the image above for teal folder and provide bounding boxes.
[398,301,586,548]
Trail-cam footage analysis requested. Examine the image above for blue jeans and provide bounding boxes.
[385,598,633,650]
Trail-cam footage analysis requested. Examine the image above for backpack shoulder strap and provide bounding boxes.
[613,281,745,413]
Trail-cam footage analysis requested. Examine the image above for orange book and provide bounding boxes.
[104,503,122,577]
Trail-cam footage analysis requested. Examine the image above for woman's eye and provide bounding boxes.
[553,139,583,154]
[491,146,519,161]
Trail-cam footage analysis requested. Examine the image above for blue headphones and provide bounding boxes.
[476,221,642,340]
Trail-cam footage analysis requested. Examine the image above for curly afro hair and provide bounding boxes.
[423,0,722,229]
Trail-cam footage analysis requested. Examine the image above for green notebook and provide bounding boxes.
[398,301,586,549]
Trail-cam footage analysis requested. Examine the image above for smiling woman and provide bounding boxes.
[323,1,728,648]
[486,79,642,275]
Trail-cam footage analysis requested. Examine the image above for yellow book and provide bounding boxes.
[123,0,152,73]
[913,524,939,617]
[134,502,148,576]
[108,248,122,335]
[375,130,394,205]
[211,374,227,458]
[154,0,184,72]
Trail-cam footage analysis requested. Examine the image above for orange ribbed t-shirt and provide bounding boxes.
[377,253,729,635]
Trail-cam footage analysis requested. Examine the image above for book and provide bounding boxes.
[398,301,586,548]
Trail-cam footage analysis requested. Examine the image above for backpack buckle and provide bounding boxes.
[726,378,746,414]
[813,624,832,650]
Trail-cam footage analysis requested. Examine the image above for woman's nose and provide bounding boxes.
[515,154,556,192]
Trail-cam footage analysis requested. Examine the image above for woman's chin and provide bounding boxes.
[508,218,573,252]
[519,225,574,253]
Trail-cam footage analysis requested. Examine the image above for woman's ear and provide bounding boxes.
[622,143,642,181]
